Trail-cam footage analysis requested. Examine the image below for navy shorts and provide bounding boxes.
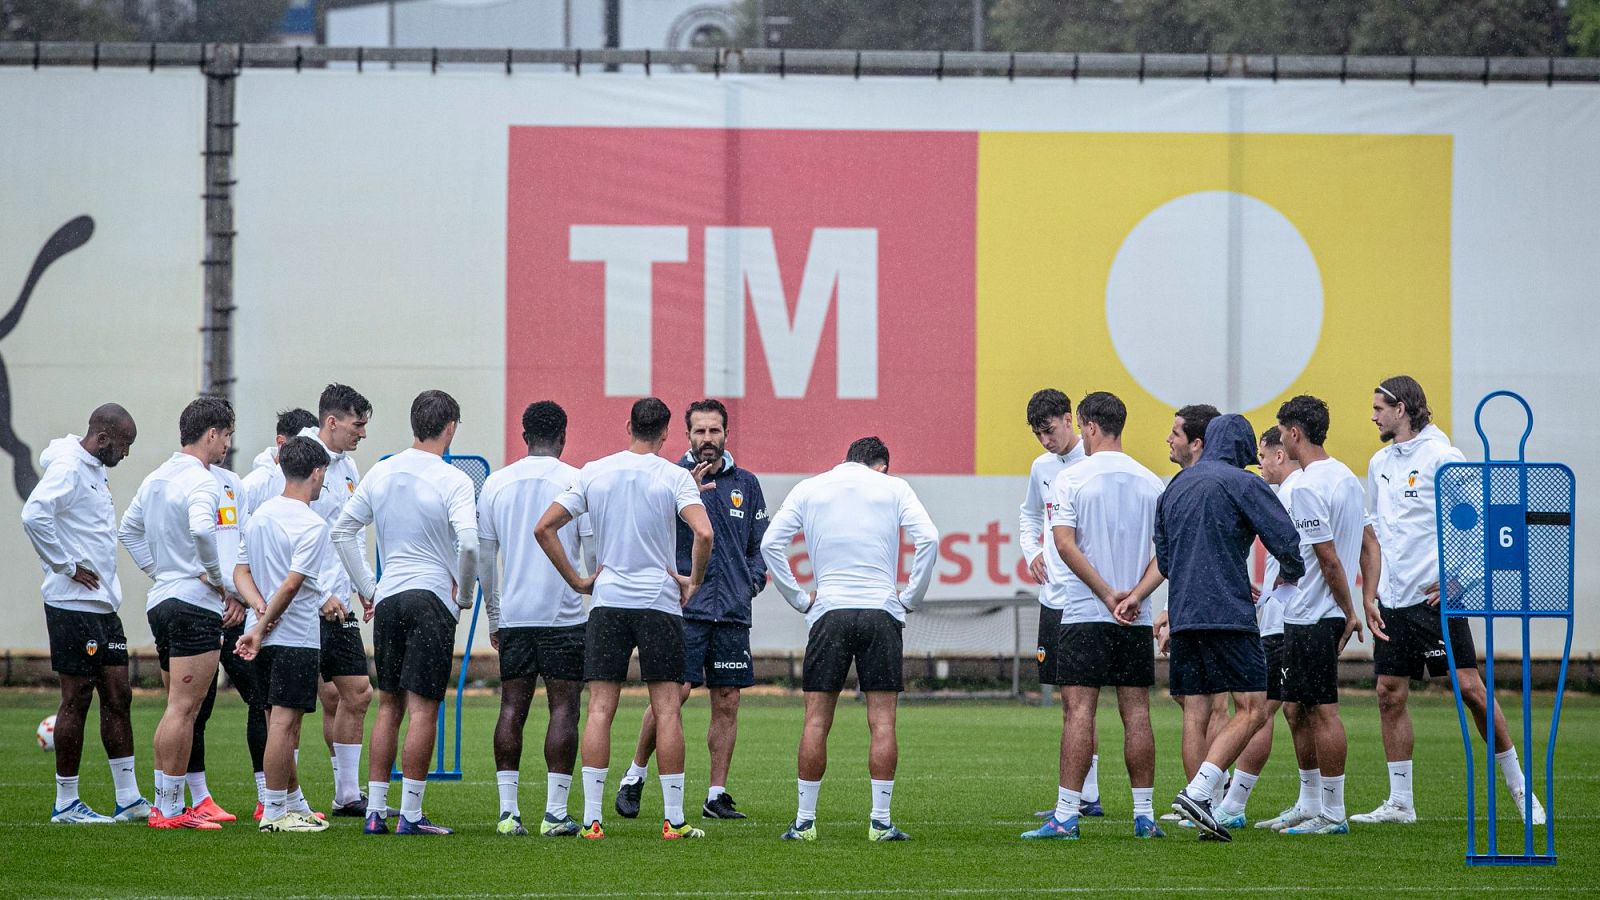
[1168,629,1267,696]
[682,620,755,688]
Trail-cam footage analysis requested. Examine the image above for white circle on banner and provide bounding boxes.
[1105,191,1323,412]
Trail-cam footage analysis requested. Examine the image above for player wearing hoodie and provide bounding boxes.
[21,405,148,824]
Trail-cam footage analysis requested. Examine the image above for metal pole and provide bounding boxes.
[755,0,766,49]
[201,44,238,468]
[562,0,572,49]
[604,0,620,71]
[972,0,984,52]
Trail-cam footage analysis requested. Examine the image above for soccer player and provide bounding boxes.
[118,395,234,830]
[763,437,939,843]
[1352,376,1543,825]
[178,447,250,823]
[478,401,593,837]
[240,408,316,511]
[1273,395,1365,836]
[619,398,768,822]
[1235,427,1322,831]
[1021,393,1165,841]
[1017,389,1101,818]
[1157,414,1304,842]
[534,397,714,841]
[232,436,335,833]
[22,404,148,823]
[333,390,478,836]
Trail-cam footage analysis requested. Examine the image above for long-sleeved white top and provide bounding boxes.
[1018,443,1087,610]
[761,462,939,627]
[241,428,366,609]
[21,436,124,613]
[1366,424,1466,610]
[211,466,248,597]
[331,447,478,620]
[118,451,224,613]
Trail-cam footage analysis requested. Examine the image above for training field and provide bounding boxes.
[1,689,1594,897]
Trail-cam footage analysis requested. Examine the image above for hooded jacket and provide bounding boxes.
[1155,415,1305,633]
[21,436,124,613]
[676,450,768,627]
[1366,423,1465,610]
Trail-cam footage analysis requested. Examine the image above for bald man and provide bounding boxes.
[22,404,149,823]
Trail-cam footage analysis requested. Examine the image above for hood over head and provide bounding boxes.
[1198,415,1259,469]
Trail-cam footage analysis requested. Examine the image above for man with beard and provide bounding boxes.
[23,404,148,823]
[618,399,768,822]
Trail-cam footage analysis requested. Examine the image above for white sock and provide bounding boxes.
[1132,787,1154,820]
[707,784,727,803]
[293,749,299,765]
[1218,769,1259,816]
[253,771,267,805]
[623,762,649,785]
[582,767,607,825]
[330,753,340,787]
[155,771,182,817]
[333,743,363,805]
[870,779,894,824]
[288,786,310,814]
[108,755,140,806]
[263,788,288,821]
[1297,768,1322,815]
[1055,786,1081,823]
[661,773,687,825]
[1321,773,1346,821]
[367,781,390,819]
[1081,755,1100,803]
[797,778,820,824]
[400,777,426,823]
[185,771,211,805]
[55,774,80,809]
[496,770,520,817]
[1387,760,1415,807]
[546,772,572,818]
[1185,762,1226,804]
[1495,747,1526,795]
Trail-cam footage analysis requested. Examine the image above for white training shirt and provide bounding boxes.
[1049,450,1163,626]
[119,452,225,614]
[240,495,333,650]
[479,455,592,629]
[332,448,477,618]
[1019,443,1087,611]
[1285,456,1364,625]
[21,436,125,614]
[1367,424,1466,610]
[243,428,366,610]
[761,462,940,627]
[553,449,702,616]
[1258,467,1302,637]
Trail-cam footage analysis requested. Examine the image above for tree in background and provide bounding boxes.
[2,0,136,40]
[1,0,287,42]
[1574,0,1600,55]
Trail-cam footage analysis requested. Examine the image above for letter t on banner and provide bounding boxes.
[569,225,688,395]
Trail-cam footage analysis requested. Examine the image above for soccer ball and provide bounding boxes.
[36,715,56,752]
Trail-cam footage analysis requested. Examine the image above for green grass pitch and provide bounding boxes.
[0,688,1594,897]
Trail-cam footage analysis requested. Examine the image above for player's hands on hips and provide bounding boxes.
[1340,613,1365,651]
[199,574,225,598]
[68,564,101,590]
[674,572,701,607]
[1027,554,1048,585]
[575,566,601,596]
[222,596,246,629]
[235,629,261,661]
[1366,601,1389,642]
[320,596,344,622]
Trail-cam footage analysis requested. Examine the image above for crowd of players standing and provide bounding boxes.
[20,376,1543,842]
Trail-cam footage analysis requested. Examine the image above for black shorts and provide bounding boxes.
[1168,629,1267,696]
[1036,606,1064,686]
[1056,622,1155,688]
[258,645,321,713]
[220,623,266,710]
[499,623,586,683]
[320,612,369,681]
[372,590,458,702]
[1283,619,1343,706]
[802,609,904,694]
[1373,603,1478,680]
[147,598,224,671]
[584,607,685,683]
[1263,633,1286,702]
[683,620,755,688]
[45,607,130,676]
